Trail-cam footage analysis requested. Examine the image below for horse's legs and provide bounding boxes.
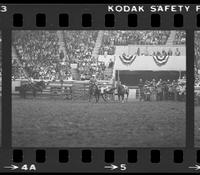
[97,91,100,103]
[95,93,99,103]
[89,90,92,102]
[97,93,100,103]
[89,94,91,102]
[126,92,129,102]
[95,94,97,103]
[118,94,120,101]
[122,94,125,103]
[101,93,106,102]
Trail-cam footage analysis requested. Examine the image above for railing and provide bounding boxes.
[12,79,114,99]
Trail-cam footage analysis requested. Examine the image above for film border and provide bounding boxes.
[0,3,198,173]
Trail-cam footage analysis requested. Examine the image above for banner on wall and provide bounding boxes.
[119,53,137,65]
[152,55,169,66]
[114,55,186,71]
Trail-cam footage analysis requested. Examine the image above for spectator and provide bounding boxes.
[13,31,60,80]
[173,31,186,45]
[175,48,181,56]
[108,59,114,68]
[168,49,173,56]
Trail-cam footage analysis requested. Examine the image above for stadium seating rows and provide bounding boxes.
[99,31,171,55]
[0,32,1,74]
[195,31,200,87]
[13,31,60,79]
[173,31,186,45]
[12,30,186,80]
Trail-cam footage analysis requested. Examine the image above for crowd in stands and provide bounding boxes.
[63,31,99,80]
[79,59,114,80]
[138,76,186,101]
[136,47,181,56]
[99,31,186,55]
[195,31,200,83]
[195,31,200,69]
[63,31,97,64]
[12,31,61,80]
[12,30,186,82]
[60,31,113,80]
[195,71,200,87]
[173,31,186,45]
[12,30,113,81]
[0,32,1,75]
[195,31,200,104]
[195,71,200,105]
[195,65,200,105]
[99,31,171,55]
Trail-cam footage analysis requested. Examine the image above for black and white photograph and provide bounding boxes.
[0,32,1,146]
[12,30,186,147]
[194,31,200,147]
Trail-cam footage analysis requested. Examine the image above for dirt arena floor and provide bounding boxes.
[195,106,200,147]
[12,97,186,147]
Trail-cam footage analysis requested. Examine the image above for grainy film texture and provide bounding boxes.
[12,30,186,147]
[0,32,1,146]
[195,31,200,147]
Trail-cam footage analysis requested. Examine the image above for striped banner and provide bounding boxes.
[119,54,137,65]
[152,55,170,66]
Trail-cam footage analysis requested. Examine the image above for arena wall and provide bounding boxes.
[12,79,114,95]
[114,56,186,71]
[116,70,185,86]
[115,45,186,56]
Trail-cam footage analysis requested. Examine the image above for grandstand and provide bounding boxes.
[195,31,200,72]
[12,30,187,147]
[99,31,185,86]
[195,31,200,105]
[0,32,1,95]
[11,30,186,101]
[99,30,185,56]
[0,32,1,57]
[12,30,186,81]
[0,32,1,71]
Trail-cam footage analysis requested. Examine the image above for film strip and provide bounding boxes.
[0,3,199,173]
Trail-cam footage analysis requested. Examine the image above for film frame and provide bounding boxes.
[0,3,199,173]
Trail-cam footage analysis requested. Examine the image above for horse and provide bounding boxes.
[116,84,129,103]
[88,83,101,103]
[99,85,116,102]
[19,80,48,98]
[89,83,116,103]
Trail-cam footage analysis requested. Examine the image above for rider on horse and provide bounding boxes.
[116,80,129,102]
[88,75,100,102]
[89,75,97,88]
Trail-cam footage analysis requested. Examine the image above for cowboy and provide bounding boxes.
[89,75,98,95]
[144,85,151,101]
[89,75,97,86]
[138,78,144,101]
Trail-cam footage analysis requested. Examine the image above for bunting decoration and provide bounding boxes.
[119,54,137,65]
[152,55,170,66]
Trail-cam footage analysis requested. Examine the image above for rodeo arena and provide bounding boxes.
[0,32,1,145]
[12,30,186,147]
[195,31,200,147]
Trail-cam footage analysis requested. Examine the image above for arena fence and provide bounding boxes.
[12,79,114,100]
